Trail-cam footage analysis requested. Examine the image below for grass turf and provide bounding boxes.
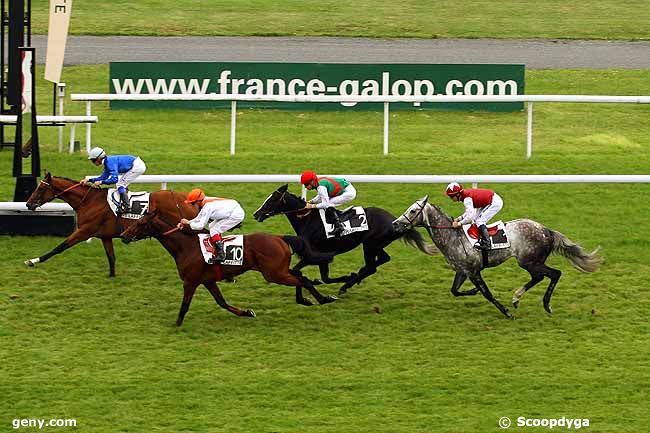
[1,66,649,432]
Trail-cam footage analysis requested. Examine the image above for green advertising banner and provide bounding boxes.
[109,62,525,112]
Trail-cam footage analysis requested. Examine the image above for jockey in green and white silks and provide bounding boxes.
[300,170,357,237]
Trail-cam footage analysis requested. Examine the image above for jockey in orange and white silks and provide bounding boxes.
[300,170,356,236]
[446,182,503,250]
[177,188,245,262]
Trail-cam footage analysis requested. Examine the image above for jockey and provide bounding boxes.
[82,147,147,214]
[177,188,245,263]
[446,182,504,250]
[300,170,356,237]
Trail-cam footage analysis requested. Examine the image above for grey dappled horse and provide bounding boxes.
[392,196,602,318]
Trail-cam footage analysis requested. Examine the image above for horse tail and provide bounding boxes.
[551,230,602,273]
[400,228,439,256]
[282,236,334,265]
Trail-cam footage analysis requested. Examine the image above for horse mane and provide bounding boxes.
[53,175,80,184]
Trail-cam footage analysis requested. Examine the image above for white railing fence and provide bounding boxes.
[4,173,649,213]
[70,93,650,158]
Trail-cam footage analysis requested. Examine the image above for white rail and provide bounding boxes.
[6,173,649,213]
[70,93,650,158]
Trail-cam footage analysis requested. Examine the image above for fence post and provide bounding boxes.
[230,100,237,155]
[85,101,92,153]
[57,83,66,152]
[527,102,533,159]
[383,102,389,155]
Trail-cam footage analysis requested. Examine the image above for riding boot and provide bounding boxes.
[119,190,130,214]
[211,234,226,262]
[326,207,344,237]
[475,224,491,250]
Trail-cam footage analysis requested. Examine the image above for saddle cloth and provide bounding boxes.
[198,234,244,266]
[318,206,369,239]
[107,189,150,220]
[461,220,510,249]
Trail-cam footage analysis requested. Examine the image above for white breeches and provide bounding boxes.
[116,157,146,189]
[474,193,503,226]
[328,185,357,207]
[208,206,245,237]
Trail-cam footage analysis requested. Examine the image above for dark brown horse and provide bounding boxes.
[120,210,338,325]
[24,171,198,276]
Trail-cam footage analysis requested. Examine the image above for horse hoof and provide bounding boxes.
[338,287,348,296]
[325,295,338,303]
[544,305,553,314]
[24,259,36,267]
[512,299,520,309]
[246,309,256,318]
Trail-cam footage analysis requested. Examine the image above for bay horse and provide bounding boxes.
[392,196,602,318]
[24,171,198,276]
[120,210,337,325]
[253,184,438,294]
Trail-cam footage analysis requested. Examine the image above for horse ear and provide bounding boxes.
[421,195,429,204]
[44,170,51,180]
[278,184,288,192]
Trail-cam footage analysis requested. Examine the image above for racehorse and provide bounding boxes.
[253,184,438,294]
[120,209,337,325]
[24,171,198,276]
[392,196,602,318]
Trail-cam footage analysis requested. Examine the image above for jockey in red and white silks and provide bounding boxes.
[446,182,503,249]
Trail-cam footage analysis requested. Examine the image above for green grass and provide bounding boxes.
[2,66,650,432]
[30,1,650,40]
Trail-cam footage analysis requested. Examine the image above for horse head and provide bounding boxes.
[121,209,161,243]
[392,195,429,233]
[26,171,55,210]
[253,184,305,222]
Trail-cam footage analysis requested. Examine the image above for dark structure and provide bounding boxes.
[1,0,40,201]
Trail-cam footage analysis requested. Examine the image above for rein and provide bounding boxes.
[39,179,93,209]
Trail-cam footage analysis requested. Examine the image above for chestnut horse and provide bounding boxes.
[24,171,197,276]
[120,210,338,325]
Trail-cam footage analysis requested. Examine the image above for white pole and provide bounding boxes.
[383,102,389,155]
[230,100,237,155]
[161,182,167,190]
[527,102,533,159]
[85,101,92,153]
[69,124,76,153]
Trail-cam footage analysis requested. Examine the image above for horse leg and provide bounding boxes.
[295,287,313,306]
[301,276,337,305]
[338,248,388,295]
[288,269,313,305]
[176,281,199,326]
[512,263,546,308]
[204,281,256,318]
[469,274,514,319]
[450,272,479,296]
[265,268,336,306]
[316,262,355,284]
[101,238,117,277]
[540,266,562,314]
[24,228,93,267]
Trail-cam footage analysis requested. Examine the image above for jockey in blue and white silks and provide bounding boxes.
[83,147,147,213]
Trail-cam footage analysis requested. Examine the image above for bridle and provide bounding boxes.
[259,190,309,218]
